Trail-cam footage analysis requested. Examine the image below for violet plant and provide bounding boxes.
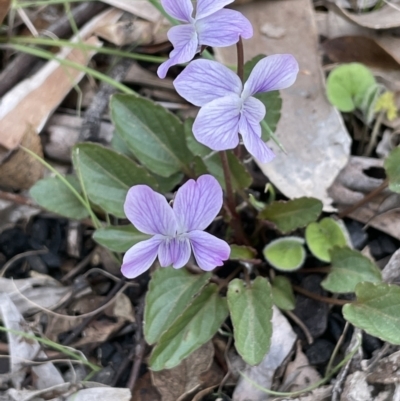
[29,0,400,378]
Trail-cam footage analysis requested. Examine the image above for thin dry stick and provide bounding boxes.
[0,249,48,277]
[0,190,36,207]
[62,279,128,345]
[127,298,146,392]
[292,285,350,306]
[283,310,313,345]
[338,179,389,219]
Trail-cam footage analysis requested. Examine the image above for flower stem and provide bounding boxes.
[219,150,236,214]
[236,37,244,83]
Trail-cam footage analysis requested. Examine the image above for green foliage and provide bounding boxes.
[326,63,377,113]
[184,119,252,190]
[244,55,282,141]
[111,94,193,177]
[322,247,382,293]
[259,197,323,234]
[30,175,89,220]
[305,218,347,262]
[227,277,273,365]
[149,283,228,371]
[72,143,158,218]
[343,282,400,344]
[271,276,295,311]
[93,226,150,253]
[144,268,211,345]
[385,146,400,193]
[229,245,257,260]
[263,237,306,272]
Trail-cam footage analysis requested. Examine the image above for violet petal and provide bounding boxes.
[188,230,230,271]
[161,0,193,22]
[158,236,191,268]
[195,0,234,19]
[196,9,253,47]
[124,185,177,236]
[242,54,299,98]
[157,24,198,79]
[121,236,162,278]
[174,59,241,106]
[173,174,223,233]
[193,95,241,150]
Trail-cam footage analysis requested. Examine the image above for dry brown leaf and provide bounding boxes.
[382,248,400,283]
[0,8,122,154]
[329,156,400,240]
[0,125,43,190]
[132,372,161,401]
[151,341,215,401]
[367,350,400,384]
[327,0,400,29]
[281,341,321,393]
[0,0,10,25]
[323,36,400,71]
[100,0,163,22]
[0,36,100,153]
[0,294,64,390]
[215,0,351,210]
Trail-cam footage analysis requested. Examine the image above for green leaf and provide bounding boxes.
[184,119,252,190]
[271,276,295,311]
[385,147,400,193]
[93,225,150,253]
[259,197,323,234]
[322,247,382,293]
[149,283,228,370]
[111,94,193,177]
[305,218,347,262]
[230,245,257,260]
[326,63,377,112]
[227,277,273,365]
[152,172,183,193]
[263,237,306,272]
[144,268,211,345]
[72,143,158,218]
[343,282,400,344]
[244,55,282,141]
[30,175,89,220]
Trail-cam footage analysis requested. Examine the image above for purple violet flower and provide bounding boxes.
[174,55,299,163]
[157,0,253,79]
[121,174,230,279]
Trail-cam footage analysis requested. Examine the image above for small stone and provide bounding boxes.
[260,23,286,39]
[345,220,368,250]
[305,339,334,366]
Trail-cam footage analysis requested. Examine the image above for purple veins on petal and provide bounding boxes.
[121,237,162,279]
[173,174,223,233]
[174,59,242,107]
[161,0,193,22]
[174,54,299,162]
[121,175,230,279]
[188,230,231,271]
[157,0,253,78]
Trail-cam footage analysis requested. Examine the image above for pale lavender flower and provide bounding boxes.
[157,0,253,79]
[121,174,230,279]
[174,55,299,163]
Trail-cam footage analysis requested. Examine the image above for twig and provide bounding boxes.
[0,1,107,96]
[292,285,349,306]
[61,248,97,283]
[0,190,36,206]
[326,322,349,375]
[62,278,127,345]
[283,310,313,345]
[79,58,132,142]
[297,267,331,274]
[127,298,146,392]
[0,249,48,277]
[338,179,389,219]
